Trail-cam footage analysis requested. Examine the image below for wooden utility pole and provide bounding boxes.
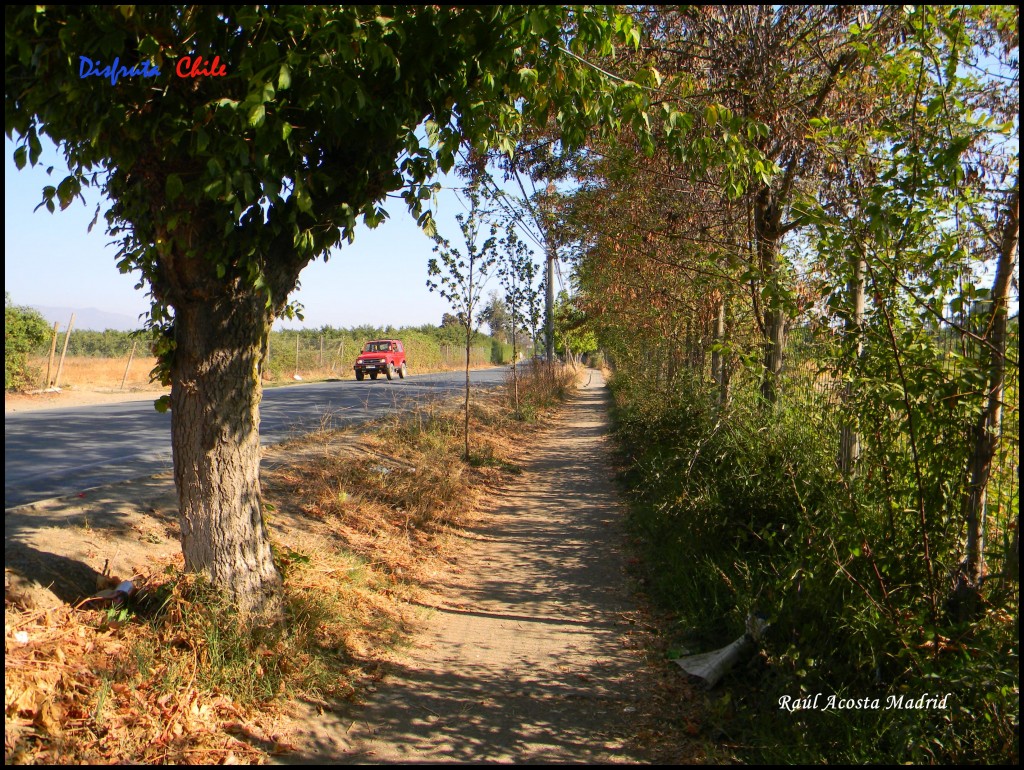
[53,312,75,389]
[44,321,60,388]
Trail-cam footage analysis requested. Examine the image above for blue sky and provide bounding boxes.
[4,135,542,331]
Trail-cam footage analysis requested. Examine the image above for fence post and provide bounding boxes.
[120,340,137,390]
[333,340,344,373]
[45,321,60,388]
[54,312,75,389]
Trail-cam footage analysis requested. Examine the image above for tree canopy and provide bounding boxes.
[5,5,660,614]
[555,7,1018,759]
[6,6,656,322]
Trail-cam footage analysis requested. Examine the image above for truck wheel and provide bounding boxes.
[385,363,395,381]
[398,363,407,379]
[355,371,364,381]
[370,372,378,380]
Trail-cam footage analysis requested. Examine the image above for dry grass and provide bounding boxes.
[5,375,569,765]
[22,355,500,394]
[4,561,275,765]
[26,356,163,393]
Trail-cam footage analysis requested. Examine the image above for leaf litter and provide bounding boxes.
[5,386,552,764]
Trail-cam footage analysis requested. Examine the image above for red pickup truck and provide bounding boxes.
[353,339,407,381]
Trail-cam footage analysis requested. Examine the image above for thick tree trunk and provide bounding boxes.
[761,305,786,402]
[170,294,283,619]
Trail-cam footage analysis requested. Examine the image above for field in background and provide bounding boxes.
[23,348,500,395]
[16,323,522,395]
[24,356,164,393]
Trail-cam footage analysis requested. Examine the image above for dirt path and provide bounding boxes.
[279,370,666,764]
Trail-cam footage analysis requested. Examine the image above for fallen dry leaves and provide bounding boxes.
[4,593,272,765]
[5,385,553,765]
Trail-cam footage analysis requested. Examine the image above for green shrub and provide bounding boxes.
[5,294,51,390]
[609,369,1019,764]
[490,338,513,364]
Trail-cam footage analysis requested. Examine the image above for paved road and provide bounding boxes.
[4,368,509,509]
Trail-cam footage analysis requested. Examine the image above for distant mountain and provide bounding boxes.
[31,305,144,332]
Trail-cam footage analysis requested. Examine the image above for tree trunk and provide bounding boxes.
[755,187,786,404]
[545,246,556,362]
[839,255,866,474]
[711,294,728,406]
[464,325,472,460]
[170,294,283,619]
[955,180,1018,615]
[512,332,519,415]
[683,324,694,379]
[665,342,678,390]
[691,316,707,375]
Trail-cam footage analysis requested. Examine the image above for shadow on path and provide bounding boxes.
[278,370,654,765]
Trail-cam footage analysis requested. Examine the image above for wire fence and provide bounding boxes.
[263,334,492,380]
[25,327,504,391]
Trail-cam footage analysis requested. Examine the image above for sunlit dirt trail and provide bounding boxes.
[280,370,668,764]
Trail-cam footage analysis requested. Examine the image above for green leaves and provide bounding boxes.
[27,130,42,166]
[8,3,688,375]
[165,174,184,202]
[518,67,538,88]
[417,210,437,239]
[248,104,266,128]
[704,103,720,128]
[277,63,291,91]
[4,295,52,390]
[137,34,160,58]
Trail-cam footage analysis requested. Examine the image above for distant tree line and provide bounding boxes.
[7,310,518,392]
[16,321,516,360]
